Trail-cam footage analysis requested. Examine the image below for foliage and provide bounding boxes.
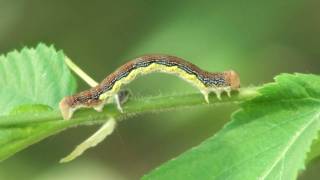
[0,44,76,160]
[0,44,76,115]
[1,44,320,180]
[144,74,320,179]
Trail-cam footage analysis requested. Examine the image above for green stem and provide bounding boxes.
[0,88,259,126]
[0,88,259,161]
[64,56,98,87]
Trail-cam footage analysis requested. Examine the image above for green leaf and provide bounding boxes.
[306,132,320,164]
[9,104,53,115]
[0,91,255,162]
[143,73,320,180]
[0,44,77,160]
[0,43,77,115]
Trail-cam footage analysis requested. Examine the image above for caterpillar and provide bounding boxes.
[59,55,240,120]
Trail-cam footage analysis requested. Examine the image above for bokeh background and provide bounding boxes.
[0,0,319,179]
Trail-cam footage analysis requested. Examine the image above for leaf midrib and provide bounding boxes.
[212,108,320,179]
[259,111,320,179]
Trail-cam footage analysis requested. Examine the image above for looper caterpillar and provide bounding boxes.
[59,55,240,120]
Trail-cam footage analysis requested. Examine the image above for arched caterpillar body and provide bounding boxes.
[59,55,240,120]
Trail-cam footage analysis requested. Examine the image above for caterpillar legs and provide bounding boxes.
[94,89,132,114]
[114,89,132,113]
[201,87,233,103]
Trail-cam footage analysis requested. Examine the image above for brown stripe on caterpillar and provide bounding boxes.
[59,55,240,120]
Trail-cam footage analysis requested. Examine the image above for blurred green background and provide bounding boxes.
[0,0,319,179]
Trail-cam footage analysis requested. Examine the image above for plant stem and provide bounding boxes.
[0,88,259,127]
[0,88,259,161]
[64,57,98,87]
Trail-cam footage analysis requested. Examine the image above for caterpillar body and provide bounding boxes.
[59,55,240,120]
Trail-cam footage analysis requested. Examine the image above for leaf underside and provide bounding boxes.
[143,73,320,180]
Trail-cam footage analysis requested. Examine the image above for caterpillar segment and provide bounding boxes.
[59,55,240,120]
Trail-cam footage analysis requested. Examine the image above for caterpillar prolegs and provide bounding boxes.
[59,55,240,120]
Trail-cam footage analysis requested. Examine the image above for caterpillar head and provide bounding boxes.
[224,70,240,90]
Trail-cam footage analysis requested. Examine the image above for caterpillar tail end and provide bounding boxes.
[114,89,132,113]
[93,103,104,112]
[59,97,73,120]
[114,94,124,113]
